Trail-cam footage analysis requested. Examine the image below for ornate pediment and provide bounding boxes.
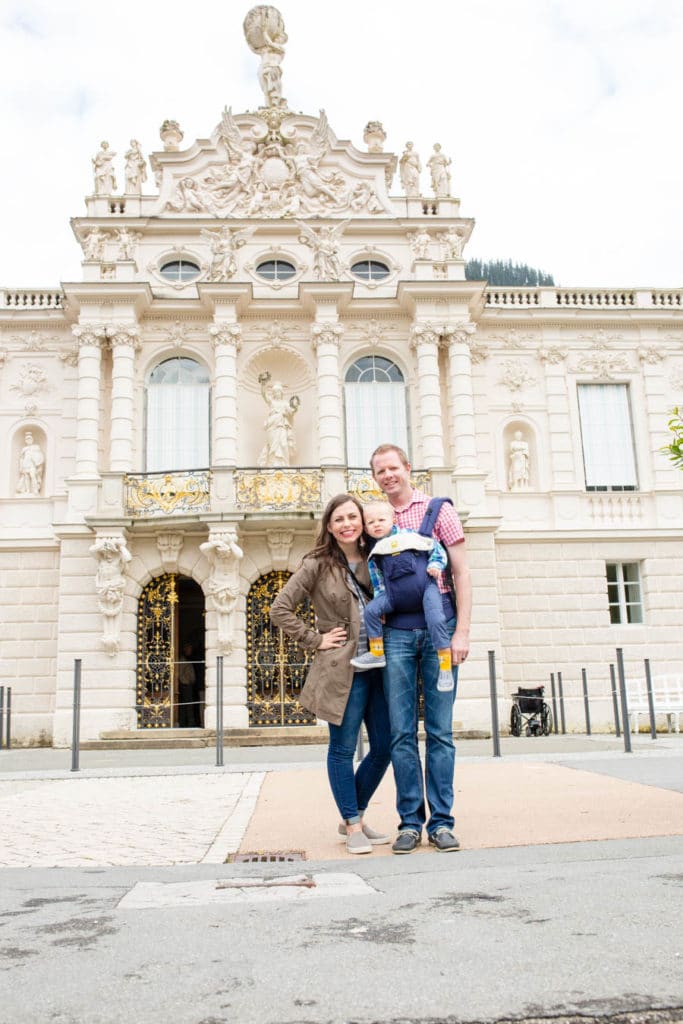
[151,106,393,220]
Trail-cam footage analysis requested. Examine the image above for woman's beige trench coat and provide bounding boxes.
[269,555,372,726]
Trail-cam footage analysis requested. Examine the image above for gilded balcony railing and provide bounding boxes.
[124,470,211,517]
[346,468,432,503]
[234,468,324,512]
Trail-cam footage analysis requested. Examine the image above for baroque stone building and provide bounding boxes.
[1,6,682,746]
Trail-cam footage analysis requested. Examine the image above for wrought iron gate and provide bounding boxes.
[136,573,177,728]
[247,571,317,727]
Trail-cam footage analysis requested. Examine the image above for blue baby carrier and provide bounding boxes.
[375,497,454,628]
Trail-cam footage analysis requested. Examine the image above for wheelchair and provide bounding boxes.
[510,686,552,737]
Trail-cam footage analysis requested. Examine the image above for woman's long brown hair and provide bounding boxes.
[302,493,370,587]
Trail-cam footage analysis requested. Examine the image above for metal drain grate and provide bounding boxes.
[227,850,306,863]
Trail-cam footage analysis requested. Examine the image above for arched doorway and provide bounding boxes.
[136,573,205,728]
[246,571,317,727]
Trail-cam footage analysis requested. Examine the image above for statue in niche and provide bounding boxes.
[200,529,244,653]
[124,139,147,194]
[440,226,465,260]
[427,143,451,197]
[16,431,45,495]
[243,5,288,108]
[89,535,132,655]
[258,371,300,467]
[399,142,422,196]
[92,141,117,195]
[114,227,141,261]
[508,431,530,491]
[297,220,348,280]
[408,228,432,260]
[201,225,250,281]
[82,228,106,261]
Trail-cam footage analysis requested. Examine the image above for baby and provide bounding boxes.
[350,500,454,691]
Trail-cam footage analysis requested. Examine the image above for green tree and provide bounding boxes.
[661,407,683,470]
[466,258,555,286]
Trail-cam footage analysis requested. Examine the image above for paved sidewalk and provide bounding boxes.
[1,734,681,868]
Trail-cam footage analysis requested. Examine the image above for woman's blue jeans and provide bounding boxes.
[383,619,458,834]
[327,668,391,822]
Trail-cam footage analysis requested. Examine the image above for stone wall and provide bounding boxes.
[0,547,59,744]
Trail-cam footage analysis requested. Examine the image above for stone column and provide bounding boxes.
[72,324,106,477]
[443,320,478,472]
[108,324,139,472]
[311,322,344,465]
[410,322,445,468]
[209,322,241,467]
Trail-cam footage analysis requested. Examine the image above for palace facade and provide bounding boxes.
[1,7,682,745]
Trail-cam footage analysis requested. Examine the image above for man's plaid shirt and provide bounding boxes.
[391,489,464,594]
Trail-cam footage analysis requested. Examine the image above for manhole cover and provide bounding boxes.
[227,850,306,863]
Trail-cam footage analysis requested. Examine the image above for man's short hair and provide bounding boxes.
[370,443,410,473]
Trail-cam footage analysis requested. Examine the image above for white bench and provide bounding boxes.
[626,676,683,734]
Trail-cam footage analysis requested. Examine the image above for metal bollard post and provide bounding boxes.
[550,673,559,734]
[5,687,10,750]
[616,648,632,754]
[215,656,224,767]
[557,671,567,735]
[609,663,621,737]
[71,659,82,772]
[581,668,592,736]
[644,658,657,740]
[488,650,501,758]
[0,687,4,750]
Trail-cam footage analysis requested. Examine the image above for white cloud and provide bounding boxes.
[1,0,681,287]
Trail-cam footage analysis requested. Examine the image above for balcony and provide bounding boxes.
[124,470,211,518]
[233,468,324,513]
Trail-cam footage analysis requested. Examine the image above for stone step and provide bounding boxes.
[85,726,329,750]
[81,725,489,750]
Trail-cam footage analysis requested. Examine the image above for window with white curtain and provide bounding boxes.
[577,383,638,490]
[344,356,408,466]
[145,357,210,472]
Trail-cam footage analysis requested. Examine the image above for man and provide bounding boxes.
[370,443,472,854]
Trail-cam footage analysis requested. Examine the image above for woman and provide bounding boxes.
[270,494,392,854]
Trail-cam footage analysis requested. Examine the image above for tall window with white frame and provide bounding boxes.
[606,562,644,624]
[344,356,409,466]
[577,383,638,490]
[145,357,210,472]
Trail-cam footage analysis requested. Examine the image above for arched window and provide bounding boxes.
[344,356,409,466]
[145,357,210,472]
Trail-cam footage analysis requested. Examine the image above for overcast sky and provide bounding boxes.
[1,0,682,289]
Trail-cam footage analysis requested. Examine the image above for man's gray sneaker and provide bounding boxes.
[391,830,421,854]
[428,828,460,852]
[350,650,386,670]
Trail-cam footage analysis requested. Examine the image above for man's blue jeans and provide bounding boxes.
[327,668,391,822]
[383,619,458,834]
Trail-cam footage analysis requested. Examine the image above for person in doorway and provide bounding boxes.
[270,493,392,855]
[350,499,454,691]
[177,642,198,728]
[370,444,472,854]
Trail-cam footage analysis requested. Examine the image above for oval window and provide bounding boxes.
[159,259,201,283]
[350,259,390,282]
[256,259,297,282]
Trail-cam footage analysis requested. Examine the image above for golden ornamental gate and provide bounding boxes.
[247,571,317,727]
[136,573,177,728]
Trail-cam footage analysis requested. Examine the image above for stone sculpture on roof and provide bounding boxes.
[158,6,390,220]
